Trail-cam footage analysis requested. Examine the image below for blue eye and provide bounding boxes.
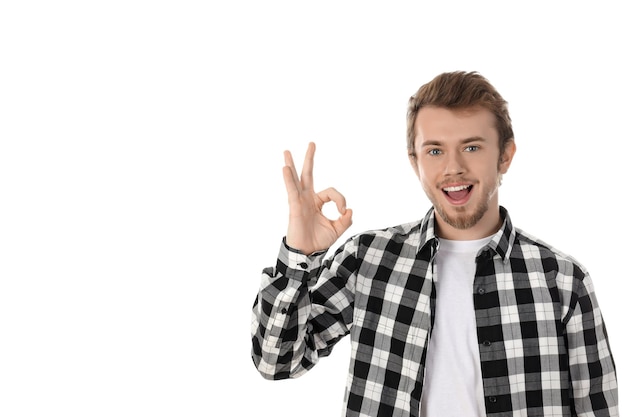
[428,149,442,156]
[465,145,479,152]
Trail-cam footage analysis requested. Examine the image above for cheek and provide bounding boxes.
[417,166,436,188]
[416,160,437,181]
[483,165,502,186]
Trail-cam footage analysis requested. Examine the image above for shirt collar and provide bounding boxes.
[417,207,438,255]
[417,206,516,263]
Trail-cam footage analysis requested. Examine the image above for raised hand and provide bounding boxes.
[282,142,353,255]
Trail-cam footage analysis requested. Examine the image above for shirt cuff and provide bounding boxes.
[277,237,327,278]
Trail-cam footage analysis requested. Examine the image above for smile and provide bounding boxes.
[442,184,473,204]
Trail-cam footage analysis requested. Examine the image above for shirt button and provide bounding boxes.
[281,308,288,314]
[477,288,486,295]
[298,262,308,269]
[488,396,497,403]
[483,340,492,347]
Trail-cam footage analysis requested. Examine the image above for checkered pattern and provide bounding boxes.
[251,207,619,416]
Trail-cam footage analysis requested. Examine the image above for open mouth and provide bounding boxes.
[442,184,473,204]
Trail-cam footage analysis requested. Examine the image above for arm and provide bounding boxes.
[566,270,619,415]
[251,237,358,380]
[251,142,355,379]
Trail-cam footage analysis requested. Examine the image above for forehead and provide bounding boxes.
[414,106,498,144]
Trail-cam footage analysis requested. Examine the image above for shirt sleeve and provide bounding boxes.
[251,237,359,380]
[566,270,619,415]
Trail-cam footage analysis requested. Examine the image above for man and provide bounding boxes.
[251,71,618,416]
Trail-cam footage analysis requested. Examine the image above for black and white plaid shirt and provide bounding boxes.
[251,207,618,416]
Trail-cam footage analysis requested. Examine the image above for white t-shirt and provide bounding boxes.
[421,236,492,417]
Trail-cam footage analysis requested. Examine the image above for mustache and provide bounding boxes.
[437,179,476,188]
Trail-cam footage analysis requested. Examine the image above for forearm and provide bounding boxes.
[251,239,327,380]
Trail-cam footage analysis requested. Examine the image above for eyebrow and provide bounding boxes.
[420,136,487,148]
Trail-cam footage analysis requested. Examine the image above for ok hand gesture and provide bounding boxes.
[283,142,353,255]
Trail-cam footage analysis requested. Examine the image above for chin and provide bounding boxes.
[437,202,489,231]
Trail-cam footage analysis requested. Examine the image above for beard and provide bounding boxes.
[433,198,489,230]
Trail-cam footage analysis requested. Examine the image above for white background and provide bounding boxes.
[1,1,624,416]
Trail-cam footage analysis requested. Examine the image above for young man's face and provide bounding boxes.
[411,106,515,239]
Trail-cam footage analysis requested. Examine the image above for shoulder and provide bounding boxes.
[340,220,425,258]
[357,220,422,242]
[364,220,423,238]
[513,227,588,283]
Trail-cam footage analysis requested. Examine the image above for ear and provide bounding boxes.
[498,139,516,174]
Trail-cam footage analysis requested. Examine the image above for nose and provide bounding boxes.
[443,152,466,176]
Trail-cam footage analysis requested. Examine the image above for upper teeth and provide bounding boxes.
[443,185,470,192]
